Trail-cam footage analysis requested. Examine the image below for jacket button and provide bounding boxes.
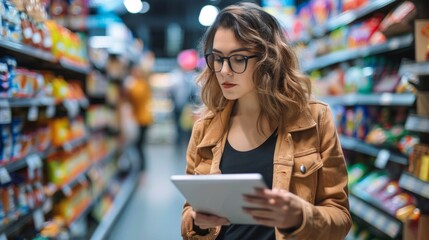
[300,164,306,174]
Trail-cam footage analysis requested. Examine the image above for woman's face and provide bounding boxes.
[211,27,257,101]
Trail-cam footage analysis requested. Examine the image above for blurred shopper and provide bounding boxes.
[124,53,154,172]
[169,49,199,147]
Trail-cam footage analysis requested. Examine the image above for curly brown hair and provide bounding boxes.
[197,2,312,135]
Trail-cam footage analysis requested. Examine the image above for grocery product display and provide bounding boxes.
[1,0,428,239]
[0,0,139,239]
[283,0,429,239]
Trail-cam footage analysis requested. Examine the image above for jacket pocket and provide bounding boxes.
[290,151,323,204]
[194,159,212,175]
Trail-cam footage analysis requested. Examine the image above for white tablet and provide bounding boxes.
[171,173,267,225]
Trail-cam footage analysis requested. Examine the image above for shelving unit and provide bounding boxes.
[301,33,413,72]
[349,194,402,239]
[310,0,397,37]
[295,0,427,238]
[339,135,408,167]
[0,24,134,237]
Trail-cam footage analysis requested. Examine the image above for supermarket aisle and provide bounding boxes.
[108,142,188,240]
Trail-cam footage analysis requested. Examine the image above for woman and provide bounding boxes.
[181,2,351,240]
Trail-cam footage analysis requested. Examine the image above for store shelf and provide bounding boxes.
[319,93,415,106]
[399,61,429,77]
[7,97,56,108]
[302,34,413,72]
[0,39,89,76]
[311,0,396,37]
[349,194,402,239]
[340,135,408,166]
[2,152,43,173]
[59,58,90,75]
[0,204,47,237]
[0,38,55,62]
[399,172,429,199]
[405,114,429,134]
[90,171,139,240]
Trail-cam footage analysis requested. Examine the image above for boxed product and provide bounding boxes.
[414,20,429,62]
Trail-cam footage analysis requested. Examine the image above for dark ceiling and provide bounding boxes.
[116,0,261,57]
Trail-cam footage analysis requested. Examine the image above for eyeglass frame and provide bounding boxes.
[204,53,258,74]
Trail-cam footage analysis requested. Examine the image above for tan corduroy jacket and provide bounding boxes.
[181,100,352,240]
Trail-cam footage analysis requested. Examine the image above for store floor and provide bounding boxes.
[107,142,188,240]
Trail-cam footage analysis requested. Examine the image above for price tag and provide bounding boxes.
[380,93,393,105]
[26,156,36,180]
[27,154,42,168]
[43,197,53,213]
[33,208,45,230]
[62,185,72,197]
[64,100,79,118]
[375,149,390,169]
[0,168,11,184]
[27,105,38,121]
[77,175,88,186]
[0,233,7,240]
[63,142,73,152]
[0,100,11,124]
[46,104,56,118]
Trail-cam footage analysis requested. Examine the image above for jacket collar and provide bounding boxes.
[197,100,316,149]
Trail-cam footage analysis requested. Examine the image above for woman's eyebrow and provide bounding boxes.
[212,47,250,55]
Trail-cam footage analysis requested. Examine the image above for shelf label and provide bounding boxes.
[33,208,45,230]
[62,185,72,197]
[43,198,53,213]
[64,100,79,118]
[27,105,39,121]
[46,104,56,118]
[26,155,37,180]
[375,149,390,169]
[63,142,73,152]
[380,93,393,105]
[0,100,11,124]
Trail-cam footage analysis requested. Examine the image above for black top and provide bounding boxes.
[217,130,277,240]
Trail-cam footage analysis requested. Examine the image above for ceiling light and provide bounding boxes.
[199,5,219,26]
[124,0,143,14]
[140,1,150,13]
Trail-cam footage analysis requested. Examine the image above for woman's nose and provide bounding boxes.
[220,60,233,74]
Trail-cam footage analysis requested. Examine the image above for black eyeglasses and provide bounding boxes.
[205,53,258,74]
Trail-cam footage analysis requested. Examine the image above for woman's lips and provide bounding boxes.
[222,83,236,89]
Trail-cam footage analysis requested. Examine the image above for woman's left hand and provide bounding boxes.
[243,188,304,230]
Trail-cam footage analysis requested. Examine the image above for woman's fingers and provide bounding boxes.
[191,210,230,228]
[243,188,303,229]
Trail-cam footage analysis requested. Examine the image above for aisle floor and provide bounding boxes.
[108,143,188,240]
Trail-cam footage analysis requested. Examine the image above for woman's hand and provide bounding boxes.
[243,188,304,230]
[191,209,230,229]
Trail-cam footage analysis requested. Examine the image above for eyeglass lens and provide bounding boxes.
[206,54,248,73]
